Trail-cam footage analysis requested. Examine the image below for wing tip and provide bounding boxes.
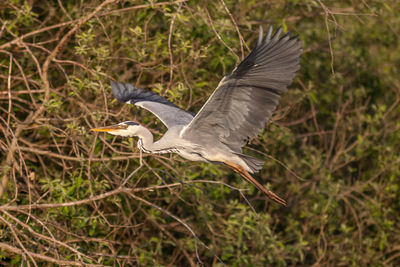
[261,25,300,46]
[266,25,273,41]
[110,80,130,103]
[273,26,283,40]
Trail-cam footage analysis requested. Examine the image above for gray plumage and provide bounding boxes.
[92,26,302,206]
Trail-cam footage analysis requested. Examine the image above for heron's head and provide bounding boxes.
[91,121,141,137]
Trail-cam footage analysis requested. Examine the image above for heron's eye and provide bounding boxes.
[124,121,139,126]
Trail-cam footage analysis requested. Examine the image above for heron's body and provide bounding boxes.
[135,125,250,171]
[92,26,302,206]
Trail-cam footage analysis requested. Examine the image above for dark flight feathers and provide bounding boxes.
[111,81,178,108]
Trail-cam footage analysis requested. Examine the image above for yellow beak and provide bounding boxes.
[91,124,127,132]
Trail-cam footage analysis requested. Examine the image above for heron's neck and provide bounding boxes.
[136,126,175,154]
[137,125,173,154]
[136,126,155,152]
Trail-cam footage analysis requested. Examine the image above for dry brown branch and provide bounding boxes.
[6,53,12,125]
[0,242,93,266]
[0,215,38,266]
[220,0,248,56]
[316,0,339,74]
[18,145,140,162]
[166,0,184,92]
[204,7,239,62]
[0,179,246,212]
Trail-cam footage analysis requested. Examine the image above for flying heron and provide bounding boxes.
[91,26,302,206]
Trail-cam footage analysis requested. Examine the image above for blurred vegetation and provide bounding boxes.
[0,0,399,265]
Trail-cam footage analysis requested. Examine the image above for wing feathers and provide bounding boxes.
[110,81,194,128]
[182,26,302,150]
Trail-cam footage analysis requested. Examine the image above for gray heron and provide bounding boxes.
[91,26,302,206]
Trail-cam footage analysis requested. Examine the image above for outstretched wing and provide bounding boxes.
[181,26,302,151]
[111,81,194,128]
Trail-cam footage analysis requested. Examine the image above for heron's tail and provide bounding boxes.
[235,153,264,173]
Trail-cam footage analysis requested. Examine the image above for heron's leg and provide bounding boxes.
[223,161,287,206]
[139,148,143,166]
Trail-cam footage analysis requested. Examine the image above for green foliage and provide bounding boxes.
[0,0,399,266]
